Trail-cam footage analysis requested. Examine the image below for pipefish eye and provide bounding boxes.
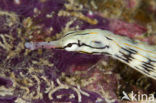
[66,43,73,47]
[64,43,79,51]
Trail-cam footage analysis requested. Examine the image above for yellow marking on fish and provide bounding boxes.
[79,51,91,54]
[89,32,98,34]
[114,40,155,59]
[123,43,156,54]
[112,40,122,48]
[112,40,145,62]
[121,43,156,59]
[137,52,156,59]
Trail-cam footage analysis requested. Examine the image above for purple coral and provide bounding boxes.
[0,0,120,103]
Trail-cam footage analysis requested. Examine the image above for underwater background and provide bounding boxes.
[0,0,156,103]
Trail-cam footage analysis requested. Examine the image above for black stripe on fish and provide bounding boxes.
[105,36,113,40]
[115,47,137,63]
[63,40,110,50]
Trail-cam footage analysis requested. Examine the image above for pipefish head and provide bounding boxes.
[53,29,113,54]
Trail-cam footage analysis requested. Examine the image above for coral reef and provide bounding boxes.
[0,0,155,103]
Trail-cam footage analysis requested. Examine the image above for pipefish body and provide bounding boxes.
[25,29,156,80]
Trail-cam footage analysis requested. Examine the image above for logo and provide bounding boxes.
[121,91,155,102]
[121,91,130,101]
